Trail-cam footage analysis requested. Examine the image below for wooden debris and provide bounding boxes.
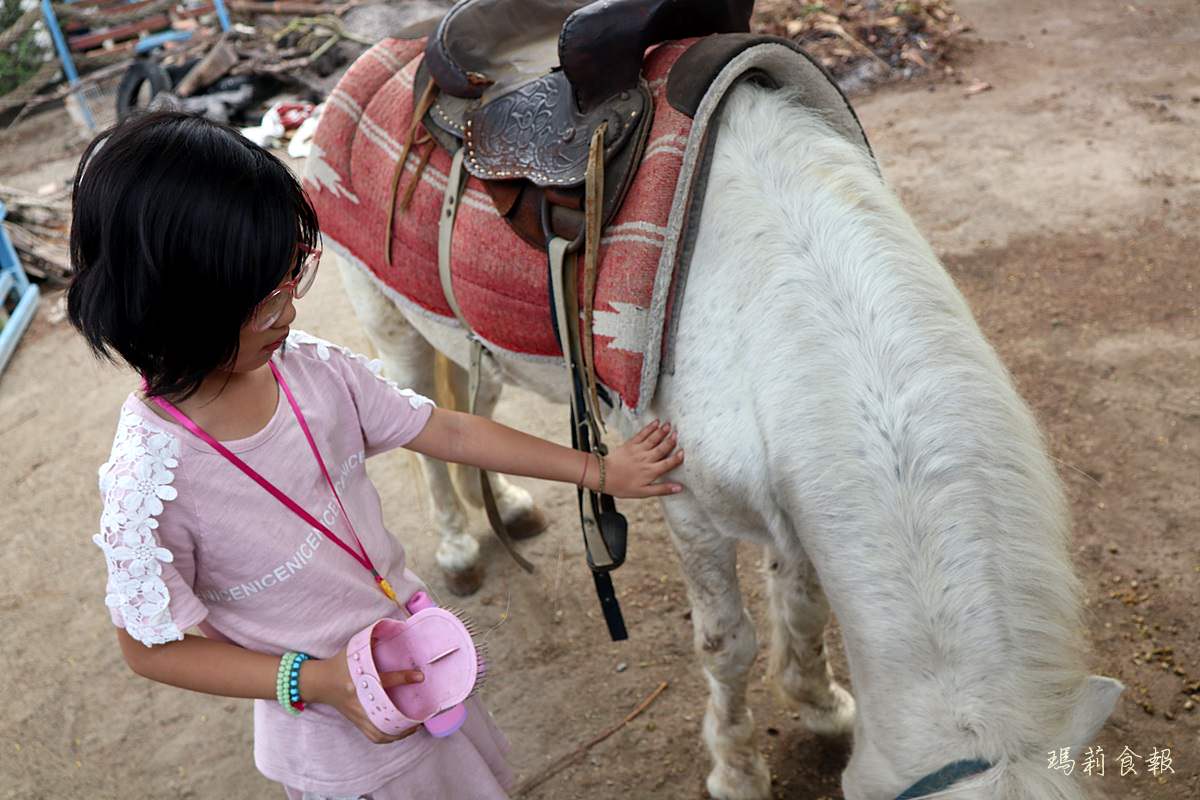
[752,0,967,84]
[4,224,71,284]
[0,185,72,286]
[2,0,367,126]
[174,36,240,97]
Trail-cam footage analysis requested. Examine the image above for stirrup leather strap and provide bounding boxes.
[549,240,611,569]
[548,235,628,640]
[581,123,607,434]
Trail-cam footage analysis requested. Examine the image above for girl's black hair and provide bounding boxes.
[67,110,320,400]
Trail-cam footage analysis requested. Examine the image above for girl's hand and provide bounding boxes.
[300,649,424,744]
[600,420,685,498]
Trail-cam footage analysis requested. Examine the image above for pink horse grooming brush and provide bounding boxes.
[346,591,486,738]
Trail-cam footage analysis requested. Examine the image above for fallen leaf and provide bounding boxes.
[965,80,992,96]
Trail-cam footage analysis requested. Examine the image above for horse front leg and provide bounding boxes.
[667,506,771,800]
[336,257,483,595]
[764,543,856,736]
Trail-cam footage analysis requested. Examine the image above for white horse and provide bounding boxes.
[329,83,1123,799]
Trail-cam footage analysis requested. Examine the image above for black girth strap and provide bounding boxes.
[546,234,629,641]
[569,400,628,641]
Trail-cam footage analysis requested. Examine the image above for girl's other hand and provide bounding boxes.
[300,649,424,744]
[603,420,685,498]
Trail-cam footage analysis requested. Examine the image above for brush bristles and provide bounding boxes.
[446,607,485,645]
[475,642,489,683]
[443,606,491,696]
[446,607,479,629]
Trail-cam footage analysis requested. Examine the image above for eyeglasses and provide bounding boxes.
[250,242,321,331]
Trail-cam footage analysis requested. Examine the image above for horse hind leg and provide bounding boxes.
[666,504,771,800]
[764,544,855,736]
[440,359,548,540]
[335,255,483,595]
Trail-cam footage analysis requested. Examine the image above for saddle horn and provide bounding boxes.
[425,0,755,111]
[560,0,756,112]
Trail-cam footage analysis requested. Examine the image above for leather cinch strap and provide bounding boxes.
[548,235,628,640]
[439,147,534,574]
[549,240,610,569]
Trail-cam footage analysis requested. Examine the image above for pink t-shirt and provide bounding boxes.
[92,331,511,796]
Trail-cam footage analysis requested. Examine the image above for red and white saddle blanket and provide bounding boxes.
[306,37,695,415]
[305,36,869,415]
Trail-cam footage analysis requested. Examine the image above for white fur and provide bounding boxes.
[331,83,1121,799]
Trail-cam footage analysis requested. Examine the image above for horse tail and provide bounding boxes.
[433,350,482,505]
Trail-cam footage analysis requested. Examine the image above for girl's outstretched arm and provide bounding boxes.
[403,409,685,498]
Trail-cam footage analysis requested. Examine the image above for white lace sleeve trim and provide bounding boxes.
[94,409,185,646]
[285,329,436,411]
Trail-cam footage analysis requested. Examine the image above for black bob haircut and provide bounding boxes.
[67,110,320,400]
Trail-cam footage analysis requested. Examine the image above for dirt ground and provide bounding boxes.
[1,0,1197,798]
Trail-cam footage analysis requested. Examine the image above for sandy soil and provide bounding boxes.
[1,1,1196,798]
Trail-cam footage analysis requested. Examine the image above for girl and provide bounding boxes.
[68,111,684,799]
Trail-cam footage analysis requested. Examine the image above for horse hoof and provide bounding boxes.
[504,505,549,540]
[798,682,856,737]
[705,754,771,800]
[443,564,484,596]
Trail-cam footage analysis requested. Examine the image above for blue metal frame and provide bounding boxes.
[38,0,232,133]
[0,201,41,377]
[40,0,93,130]
[212,0,230,33]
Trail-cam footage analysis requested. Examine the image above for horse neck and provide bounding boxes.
[710,85,1090,776]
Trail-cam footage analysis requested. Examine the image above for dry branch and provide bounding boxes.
[513,681,669,797]
[0,7,40,51]
[0,61,62,115]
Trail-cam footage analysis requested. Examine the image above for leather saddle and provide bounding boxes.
[414,0,755,248]
[398,0,755,641]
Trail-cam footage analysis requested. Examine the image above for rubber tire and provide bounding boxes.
[115,60,173,121]
[164,59,198,86]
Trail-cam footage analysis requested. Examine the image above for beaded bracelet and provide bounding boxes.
[275,652,296,714]
[276,651,311,716]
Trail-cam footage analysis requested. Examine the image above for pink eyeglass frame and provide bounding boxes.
[250,242,321,331]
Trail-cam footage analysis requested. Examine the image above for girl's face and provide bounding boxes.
[228,280,298,374]
[226,243,318,374]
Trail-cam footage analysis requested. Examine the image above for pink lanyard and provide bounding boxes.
[149,361,401,605]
